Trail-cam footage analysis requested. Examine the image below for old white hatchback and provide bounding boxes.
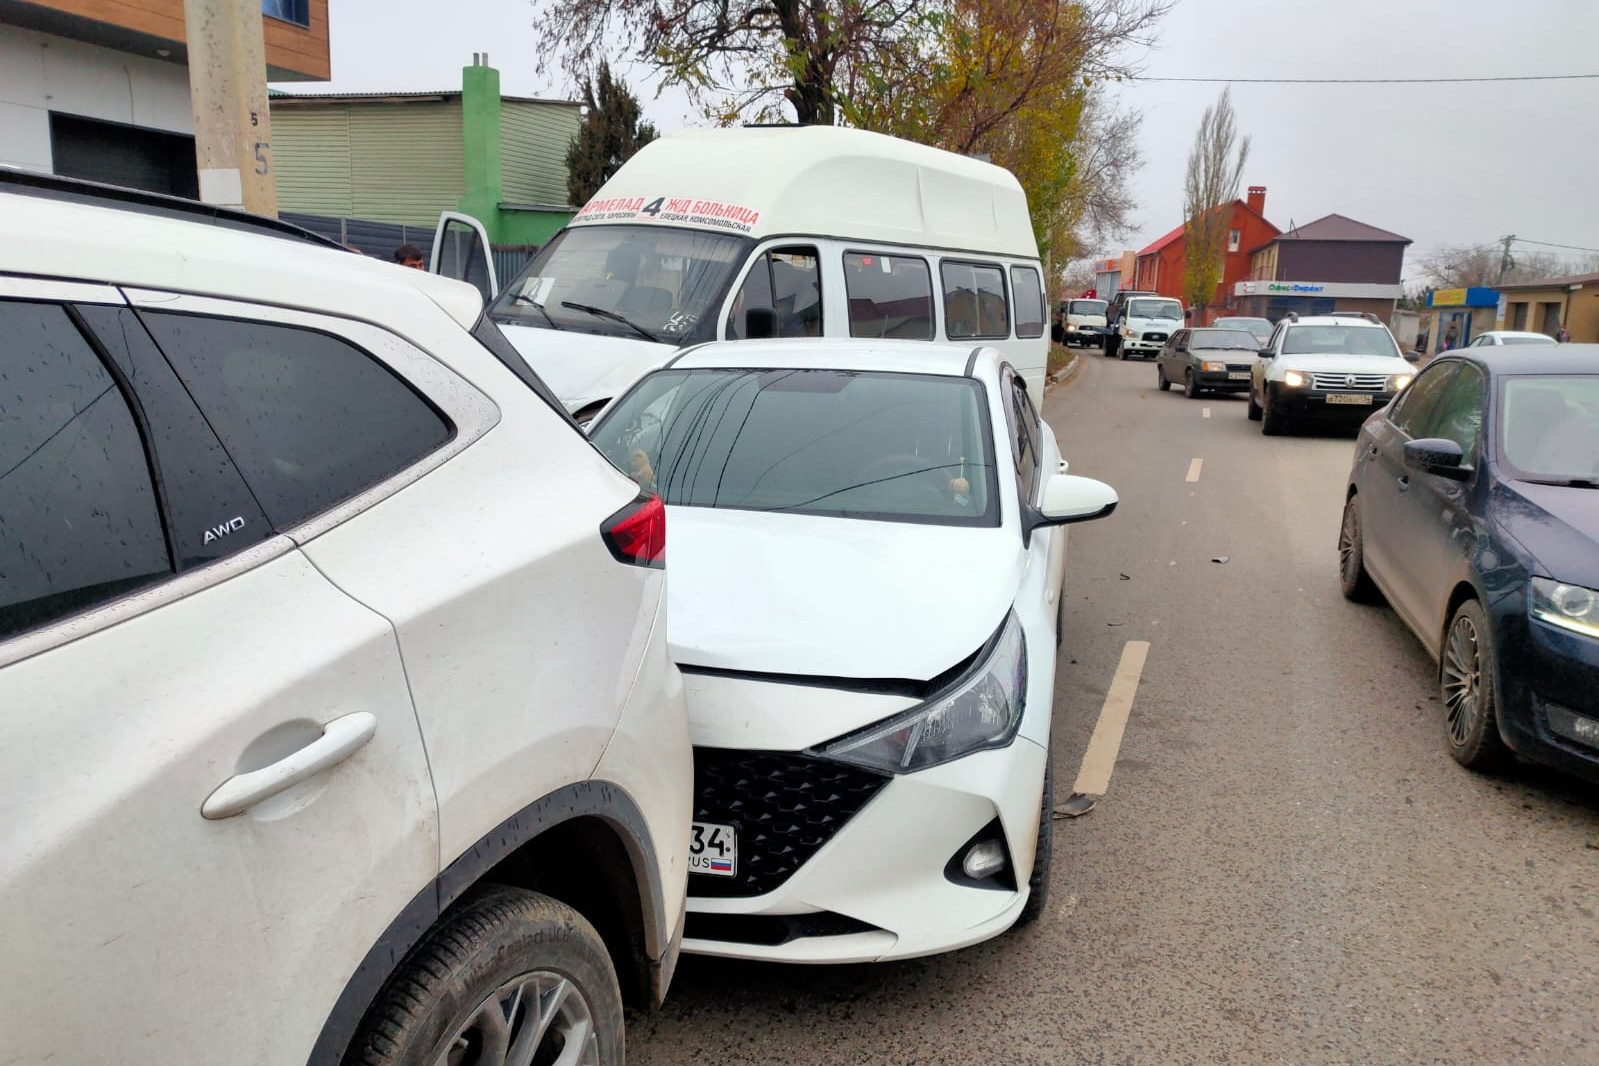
[589,339,1117,962]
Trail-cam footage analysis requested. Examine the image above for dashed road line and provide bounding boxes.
[1203,406,1212,418]
[1186,457,1204,483]
[1072,640,1152,797]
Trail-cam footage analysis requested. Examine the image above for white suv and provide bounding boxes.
[0,173,691,1066]
[1249,313,1417,435]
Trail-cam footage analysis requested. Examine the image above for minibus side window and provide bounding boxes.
[844,252,934,341]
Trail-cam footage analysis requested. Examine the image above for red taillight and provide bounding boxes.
[601,494,665,568]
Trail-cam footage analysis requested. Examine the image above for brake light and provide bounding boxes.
[601,494,665,568]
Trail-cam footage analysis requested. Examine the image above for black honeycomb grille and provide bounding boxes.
[690,748,890,898]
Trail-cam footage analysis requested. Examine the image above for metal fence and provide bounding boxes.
[282,212,539,282]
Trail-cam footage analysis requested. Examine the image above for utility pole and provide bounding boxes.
[183,0,277,216]
[1497,234,1515,284]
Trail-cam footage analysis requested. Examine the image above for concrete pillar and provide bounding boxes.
[183,0,277,215]
[456,57,502,242]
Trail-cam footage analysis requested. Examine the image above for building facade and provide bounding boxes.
[1235,214,1410,322]
[0,0,328,196]
[1426,287,1500,349]
[1496,272,1599,343]
[1133,186,1279,318]
[270,60,580,251]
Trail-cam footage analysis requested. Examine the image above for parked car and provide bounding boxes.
[1060,297,1108,347]
[432,125,1052,421]
[1156,327,1262,398]
[1249,314,1415,434]
[588,339,1118,963]
[0,171,692,1066]
[1211,315,1274,346]
[1106,295,1184,360]
[1469,330,1559,347]
[1338,347,1599,781]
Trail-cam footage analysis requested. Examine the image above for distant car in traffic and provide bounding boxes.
[1156,327,1261,398]
[1107,295,1184,360]
[1211,316,1274,347]
[1469,330,1559,347]
[1060,297,1108,347]
[1250,314,1415,434]
[1339,346,1599,781]
[589,338,1119,964]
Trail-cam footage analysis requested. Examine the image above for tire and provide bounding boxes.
[1261,385,1285,435]
[1337,495,1380,603]
[1247,383,1263,421]
[1119,344,1129,361]
[350,886,624,1066]
[1016,752,1054,927]
[1442,599,1511,772]
[1184,368,1201,399]
[1157,364,1171,391]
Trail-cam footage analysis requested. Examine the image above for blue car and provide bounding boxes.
[1339,346,1599,780]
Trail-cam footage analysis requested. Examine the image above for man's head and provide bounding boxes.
[394,244,425,270]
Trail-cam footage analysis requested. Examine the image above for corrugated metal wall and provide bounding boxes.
[272,108,354,216]
[500,101,579,207]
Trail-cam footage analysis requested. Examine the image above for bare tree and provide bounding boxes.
[1058,98,1144,259]
[1181,88,1249,316]
[1415,244,1592,288]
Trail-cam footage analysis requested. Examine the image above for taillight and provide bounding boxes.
[601,494,665,568]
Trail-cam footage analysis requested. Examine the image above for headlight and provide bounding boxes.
[1531,577,1599,639]
[819,613,1027,774]
[1284,370,1309,387]
[1391,374,1414,390]
[1121,327,1133,338]
[1200,360,1226,372]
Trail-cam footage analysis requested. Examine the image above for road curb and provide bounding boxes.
[1048,352,1083,391]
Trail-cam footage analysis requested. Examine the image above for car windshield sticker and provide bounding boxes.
[572,195,762,234]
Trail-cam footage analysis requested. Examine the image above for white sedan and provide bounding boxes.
[589,339,1117,963]
[1468,330,1558,347]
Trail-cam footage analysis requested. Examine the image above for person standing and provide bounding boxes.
[392,244,425,270]
[1557,325,1571,343]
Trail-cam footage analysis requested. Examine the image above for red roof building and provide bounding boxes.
[1133,186,1280,320]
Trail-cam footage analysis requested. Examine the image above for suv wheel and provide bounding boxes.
[1260,385,1286,435]
[1247,383,1263,421]
[1442,599,1510,772]
[350,886,623,1066]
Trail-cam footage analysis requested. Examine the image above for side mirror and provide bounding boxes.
[1404,350,1422,363]
[1031,473,1118,529]
[744,307,777,339]
[1403,438,1470,481]
[1258,348,1275,358]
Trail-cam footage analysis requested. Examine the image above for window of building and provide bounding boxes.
[1010,266,1046,339]
[1,301,173,641]
[1228,229,1242,253]
[844,252,934,340]
[941,261,1009,340]
[262,0,310,26]
[1510,302,1528,331]
[140,313,453,532]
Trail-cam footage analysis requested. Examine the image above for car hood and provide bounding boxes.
[665,506,1018,681]
[497,321,678,413]
[1127,316,1182,331]
[1274,353,1412,375]
[1494,479,1599,588]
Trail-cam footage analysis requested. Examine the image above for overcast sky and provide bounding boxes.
[287,0,1599,279]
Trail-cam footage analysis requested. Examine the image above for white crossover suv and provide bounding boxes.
[589,339,1118,962]
[1249,313,1417,434]
[0,172,691,1066]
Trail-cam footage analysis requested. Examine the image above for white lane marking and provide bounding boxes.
[1072,640,1151,797]
[1185,457,1204,483]
[1203,407,1212,418]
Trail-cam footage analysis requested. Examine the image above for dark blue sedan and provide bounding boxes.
[1339,346,1599,781]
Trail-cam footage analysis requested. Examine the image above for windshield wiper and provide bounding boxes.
[1521,476,1599,488]
[560,301,662,343]
[510,292,559,330]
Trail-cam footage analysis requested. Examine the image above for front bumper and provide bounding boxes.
[1122,336,1166,356]
[1492,603,1599,783]
[682,739,1048,963]
[1268,387,1396,419]
[1193,368,1253,392]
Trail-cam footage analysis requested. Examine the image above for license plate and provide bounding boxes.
[1326,393,1373,405]
[1228,372,1250,380]
[689,821,737,877]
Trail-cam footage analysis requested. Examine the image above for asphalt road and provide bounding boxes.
[627,352,1599,1066]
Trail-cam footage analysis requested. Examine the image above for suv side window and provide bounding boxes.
[139,312,453,531]
[844,252,934,340]
[1,300,173,640]
[941,261,1009,340]
[726,246,823,339]
[1010,266,1045,339]
[1389,362,1459,438]
[1425,364,1487,457]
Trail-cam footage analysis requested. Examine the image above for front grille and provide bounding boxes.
[1310,372,1388,391]
[1226,363,1252,373]
[1142,331,1169,343]
[691,748,890,898]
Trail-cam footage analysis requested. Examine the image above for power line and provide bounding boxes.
[1132,73,1599,84]
[1512,237,1599,255]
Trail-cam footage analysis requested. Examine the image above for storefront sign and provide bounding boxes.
[1235,280,1405,300]
[1427,286,1500,309]
[1267,282,1324,293]
[1431,287,1469,306]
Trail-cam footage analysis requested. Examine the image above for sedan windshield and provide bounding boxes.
[1128,300,1182,320]
[1187,329,1258,350]
[591,368,998,525]
[1281,325,1399,357]
[1214,317,1273,341]
[488,225,746,345]
[1500,375,1599,482]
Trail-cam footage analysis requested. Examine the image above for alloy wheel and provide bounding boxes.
[433,971,599,1066]
[1338,504,1359,584]
[1442,615,1483,748]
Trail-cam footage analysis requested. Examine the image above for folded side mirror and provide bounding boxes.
[1404,350,1422,363]
[1030,473,1118,532]
[1258,347,1275,358]
[1403,437,1470,481]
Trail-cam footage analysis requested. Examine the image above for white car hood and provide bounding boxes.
[498,321,679,412]
[1274,353,1413,375]
[1127,315,1182,332]
[666,507,1018,682]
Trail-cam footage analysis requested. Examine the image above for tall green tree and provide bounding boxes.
[565,62,659,206]
[1181,87,1249,317]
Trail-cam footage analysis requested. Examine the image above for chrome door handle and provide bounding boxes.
[1397,476,1410,492]
[201,711,378,820]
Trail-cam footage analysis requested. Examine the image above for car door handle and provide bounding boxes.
[1397,475,1410,492]
[201,711,378,820]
